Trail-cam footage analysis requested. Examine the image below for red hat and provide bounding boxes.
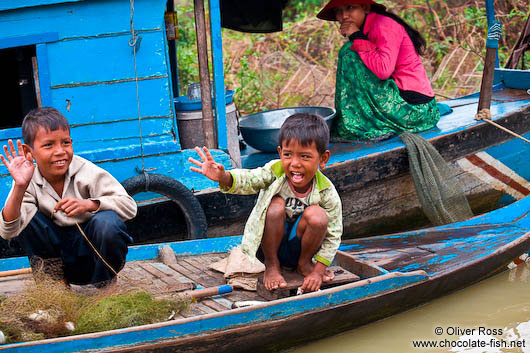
[316,0,386,21]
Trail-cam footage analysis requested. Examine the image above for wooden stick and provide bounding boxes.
[0,268,32,278]
[482,119,530,144]
[179,285,232,300]
[193,0,216,149]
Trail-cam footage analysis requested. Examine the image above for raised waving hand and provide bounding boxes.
[188,146,233,187]
[188,146,226,181]
[0,139,35,188]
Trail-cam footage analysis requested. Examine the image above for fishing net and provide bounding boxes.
[400,131,473,226]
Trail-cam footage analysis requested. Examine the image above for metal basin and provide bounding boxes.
[239,106,336,153]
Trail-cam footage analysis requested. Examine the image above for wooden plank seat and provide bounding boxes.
[257,266,360,300]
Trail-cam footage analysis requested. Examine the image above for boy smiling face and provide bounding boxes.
[28,127,73,185]
[277,139,330,194]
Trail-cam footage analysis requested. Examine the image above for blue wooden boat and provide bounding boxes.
[0,0,529,259]
[1,195,529,352]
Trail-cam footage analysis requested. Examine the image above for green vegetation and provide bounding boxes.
[175,0,529,114]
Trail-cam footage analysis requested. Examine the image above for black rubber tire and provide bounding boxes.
[122,174,207,240]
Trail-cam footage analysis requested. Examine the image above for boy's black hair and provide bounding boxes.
[278,113,329,154]
[22,107,70,147]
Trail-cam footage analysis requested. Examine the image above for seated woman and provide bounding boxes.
[317,0,440,141]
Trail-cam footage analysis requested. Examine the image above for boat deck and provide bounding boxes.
[0,252,359,318]
[0,253,260,317]
[241,86,530,169]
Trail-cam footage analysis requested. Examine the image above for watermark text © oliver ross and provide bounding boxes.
[411,326,526,349]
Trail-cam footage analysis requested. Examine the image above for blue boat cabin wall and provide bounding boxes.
[0,0,231,205]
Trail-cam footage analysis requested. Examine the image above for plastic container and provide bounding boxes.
[174,89,235,111]
[174,90,237,149]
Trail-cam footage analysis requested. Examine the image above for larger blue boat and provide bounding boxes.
[0,0,528,257]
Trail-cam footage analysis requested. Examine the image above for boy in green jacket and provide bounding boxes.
[189,113,342,292]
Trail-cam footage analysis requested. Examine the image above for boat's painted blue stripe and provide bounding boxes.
[495,69,530,90]
[0,273,426,353]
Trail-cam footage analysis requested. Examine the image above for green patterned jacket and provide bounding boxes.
[221,160,343,266]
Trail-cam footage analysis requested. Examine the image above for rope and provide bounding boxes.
[129,0,146,172]
[75,222,118,276]
[475,109,530,144]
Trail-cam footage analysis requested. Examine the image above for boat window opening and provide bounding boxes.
[0,45,38,130]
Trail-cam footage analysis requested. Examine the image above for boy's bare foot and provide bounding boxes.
[264,265,287,290]
[298,262,334,282]
[297,262,315,277]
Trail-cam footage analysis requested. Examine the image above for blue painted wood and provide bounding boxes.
[209,0,228,150]
[36,43,53,106]
[0,127,23,141]
[47,32,169,86]
[0,0,165,40]
[0,32,58,50]
[161,20,178,143]
[0,0,85,12]
[484,0,495,29]
[126,236,243,261]
[494,69,530,89]
[70,118,173,143]
[51,78,173,126]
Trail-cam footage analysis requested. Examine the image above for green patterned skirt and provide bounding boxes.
[333,42,440,141]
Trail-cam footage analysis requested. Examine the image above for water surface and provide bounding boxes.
[290,262,530,353]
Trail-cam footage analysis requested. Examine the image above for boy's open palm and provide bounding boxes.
[0,139,34,188]
[188,146,225,181]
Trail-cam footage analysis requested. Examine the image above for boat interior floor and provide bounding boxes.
[1,219,527,319]
[0,251,376,319]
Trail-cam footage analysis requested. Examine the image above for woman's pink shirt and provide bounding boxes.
[351,12,434,97]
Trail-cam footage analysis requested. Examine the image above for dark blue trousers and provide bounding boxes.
[20,210,133,285]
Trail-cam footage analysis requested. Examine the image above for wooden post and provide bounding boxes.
[477,47,497,112]
[193,0,216,149]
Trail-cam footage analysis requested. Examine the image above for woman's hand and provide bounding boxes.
[340,21,360,38]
